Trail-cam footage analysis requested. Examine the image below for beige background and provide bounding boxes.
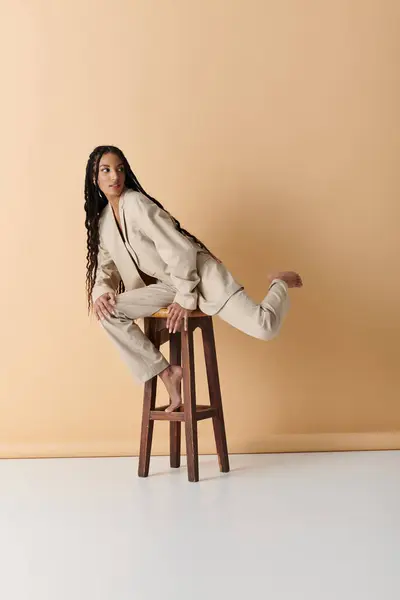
[1,0,399,458]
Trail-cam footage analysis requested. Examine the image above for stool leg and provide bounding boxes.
[181,326,199,482]
[138,320,158,478]
[169,332,182,468]
[202,319,230,473]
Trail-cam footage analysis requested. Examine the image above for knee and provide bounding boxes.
[257,328,278,342]
[98,308,128,328]
[256,315,280,341]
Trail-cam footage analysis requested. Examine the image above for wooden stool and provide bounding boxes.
[138,309,229,482]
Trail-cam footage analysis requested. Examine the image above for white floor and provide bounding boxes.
[0,451,399,600]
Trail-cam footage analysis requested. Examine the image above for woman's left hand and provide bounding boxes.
[167,303,192,333]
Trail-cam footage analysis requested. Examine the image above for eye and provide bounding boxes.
[101,168,110,173]
[118,166,125,172]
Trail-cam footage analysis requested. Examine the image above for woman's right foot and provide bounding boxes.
[268,271,303,288]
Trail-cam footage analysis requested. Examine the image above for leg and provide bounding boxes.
[162,362,184,414]
[169,332,182,468]
[101,283,184,408]
[201,318,229,473]
[138,319,158,477]
[181,326,199,482]
[216,281,290,341]
[100,283,175,383]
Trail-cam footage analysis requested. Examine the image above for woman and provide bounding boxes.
[85,145,303,412]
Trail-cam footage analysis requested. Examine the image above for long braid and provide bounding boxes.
[84,145,217,314]
[84,148,108,314]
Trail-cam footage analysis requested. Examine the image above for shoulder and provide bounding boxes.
[124,189,153,209]
[123,189,168,221]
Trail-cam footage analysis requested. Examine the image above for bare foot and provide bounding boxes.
[159,365,183,412]
[268,271,303,288]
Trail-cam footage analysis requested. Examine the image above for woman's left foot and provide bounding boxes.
[160,365,183,412]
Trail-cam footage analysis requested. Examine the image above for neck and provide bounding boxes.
[107,195,120,212]
[106,186,125,210]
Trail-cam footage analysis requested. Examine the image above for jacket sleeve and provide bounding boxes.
[134,193,200,310]
[92,237,121,303]
[266,279,290,332]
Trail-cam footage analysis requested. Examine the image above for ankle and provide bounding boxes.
[159,365,172,381]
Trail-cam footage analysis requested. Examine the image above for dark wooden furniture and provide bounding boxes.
[138,309,229,482]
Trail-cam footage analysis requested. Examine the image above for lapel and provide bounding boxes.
[118,192,129,243]
[117,192,141,265]
[101,200,143,284]
[102,203,125,255]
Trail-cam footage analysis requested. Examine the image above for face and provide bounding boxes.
[96,152,126,199]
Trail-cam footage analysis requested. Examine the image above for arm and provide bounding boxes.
[265,271,303,334]
[266,279,291,329]
[134,193,200,310]
[92,238,121,304]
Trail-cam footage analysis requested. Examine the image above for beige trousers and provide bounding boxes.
[100,280,289,383]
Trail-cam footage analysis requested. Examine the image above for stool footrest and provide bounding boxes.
[150,405,217,422]
[196,407,218,421]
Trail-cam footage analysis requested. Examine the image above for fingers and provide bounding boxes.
[104,293,116,313]
[166,305,174,332]
[172,310,189,333]
[95,294,116,321]
[95,303,109,321]
[167,304,179,333]
[172,317,180,334]
[167,304,191,333]
[166,304,174,331]
[98,301,111,320]
[173,311,185,334]
[108,292,116,306]
[169,309,182,334]
[167,304,185,334]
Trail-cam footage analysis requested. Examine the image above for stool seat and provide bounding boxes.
[138,311,229,482]
[151,308,207,318]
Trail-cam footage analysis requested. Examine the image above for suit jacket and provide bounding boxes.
[92,189,243,315]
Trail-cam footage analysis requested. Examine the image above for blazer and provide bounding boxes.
[92,189,243,315]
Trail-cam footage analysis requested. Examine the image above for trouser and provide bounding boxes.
[100,280,289,383]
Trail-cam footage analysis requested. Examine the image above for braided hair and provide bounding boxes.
[84,145,215,313]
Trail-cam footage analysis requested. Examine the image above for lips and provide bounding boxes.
[110,183,120,188]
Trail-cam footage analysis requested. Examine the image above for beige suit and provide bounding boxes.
[93,190,289,382]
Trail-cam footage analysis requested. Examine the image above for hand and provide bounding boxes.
[94,292,116,320]
[167,303,192,333]
[268,271,303,288]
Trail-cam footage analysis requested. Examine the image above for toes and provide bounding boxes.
[165,402,181,413]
